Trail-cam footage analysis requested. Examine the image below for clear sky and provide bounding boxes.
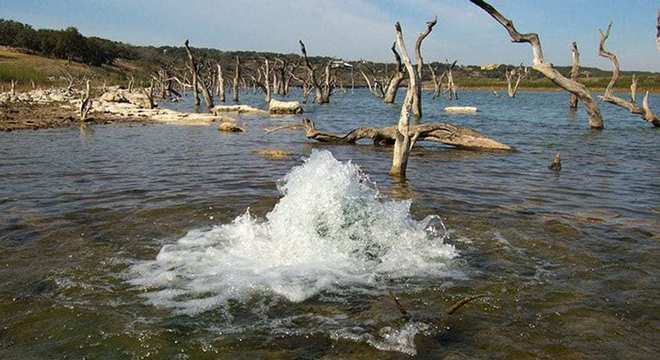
[1,0,659,71]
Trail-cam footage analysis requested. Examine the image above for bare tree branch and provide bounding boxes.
[469,0,604,129]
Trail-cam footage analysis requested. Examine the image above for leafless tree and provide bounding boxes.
[469,0,604,129]
[79,80,92,127]
[656,10,660,50]
[216,64,226,102]
[411,16,437,117]
[445,60,458,100]
[598,22,658,126]
[184,40,214,109]
[428,64,446,99]
[299,40,334,104]
[569,42,580,110]
[383,43,406,103]
[232,56,240,103]
[505,65,527,98]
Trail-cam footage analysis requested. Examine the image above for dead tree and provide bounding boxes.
[79,80,92,127]
[299,40,333,104]
[384,43,406,103]
[184,40,214,109]
[10,80,15,95]
[359,64,385,98]
[128,75,134,93]
[289,70,314,104]
[249,58,272,103]
[569,42,580,110]
[469,0,604,129]
[60,70,75,93]
[428,64,446,99]
[411,16,437,118]
[657,10,660,50]
[232,56,240,103]
[598,22,659,127]
[505,65,527,98]
[216,64,226,102]
[392,20,418,177]
[446,60,458,100]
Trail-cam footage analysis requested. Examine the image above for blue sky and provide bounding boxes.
[1,0,659,71]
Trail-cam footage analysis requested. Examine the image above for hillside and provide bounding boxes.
[1,17,659,92]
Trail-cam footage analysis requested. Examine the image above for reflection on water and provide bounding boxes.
[0,89,658,358]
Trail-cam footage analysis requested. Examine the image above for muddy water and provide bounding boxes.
[1,89,658,359]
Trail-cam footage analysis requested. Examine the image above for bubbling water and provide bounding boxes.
[129,150,457,315]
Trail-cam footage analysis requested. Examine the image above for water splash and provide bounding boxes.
[128,150,457,315]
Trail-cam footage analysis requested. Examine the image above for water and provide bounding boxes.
[1,89,659,358]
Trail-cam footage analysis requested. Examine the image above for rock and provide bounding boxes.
[211,104,269,115]
[218,121,245,132]
[99,89,154,109]
[268,99,303,114]
[444,106,477,113]
[100,91,128,103]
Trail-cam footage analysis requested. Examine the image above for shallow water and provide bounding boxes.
[1,89,659,358]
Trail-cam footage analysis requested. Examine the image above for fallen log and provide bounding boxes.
[302,118,511,150]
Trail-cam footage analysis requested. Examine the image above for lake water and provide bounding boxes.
[1,89,658,358]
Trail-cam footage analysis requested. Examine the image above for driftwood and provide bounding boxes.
[597,22,659,127]
[302,118,510,151]
[469,0,604,129]
[569,42,580,109]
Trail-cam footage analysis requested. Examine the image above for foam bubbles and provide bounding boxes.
[128,150,457,315]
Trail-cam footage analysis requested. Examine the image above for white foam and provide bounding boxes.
[128,150,457,315]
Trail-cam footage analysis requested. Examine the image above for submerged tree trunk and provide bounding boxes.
[232,56,240,103]
[446,63,458,100]
[184,40,214,109]
[569,42,580,110]
[217,64,225,102]
[469,0,604,129]
[391,21,419,178]
[183,40,200,106]
[299,40,332,104]
[598,22,659,127]
[505,66,526,98]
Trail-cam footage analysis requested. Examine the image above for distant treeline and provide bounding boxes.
[1,18,658,89]
[0,19,137,66]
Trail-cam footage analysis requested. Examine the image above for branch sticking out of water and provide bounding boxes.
[447,294,488,315]
[388,290,411,321]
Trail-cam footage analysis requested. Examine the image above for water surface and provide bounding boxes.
[1,89,658,358]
